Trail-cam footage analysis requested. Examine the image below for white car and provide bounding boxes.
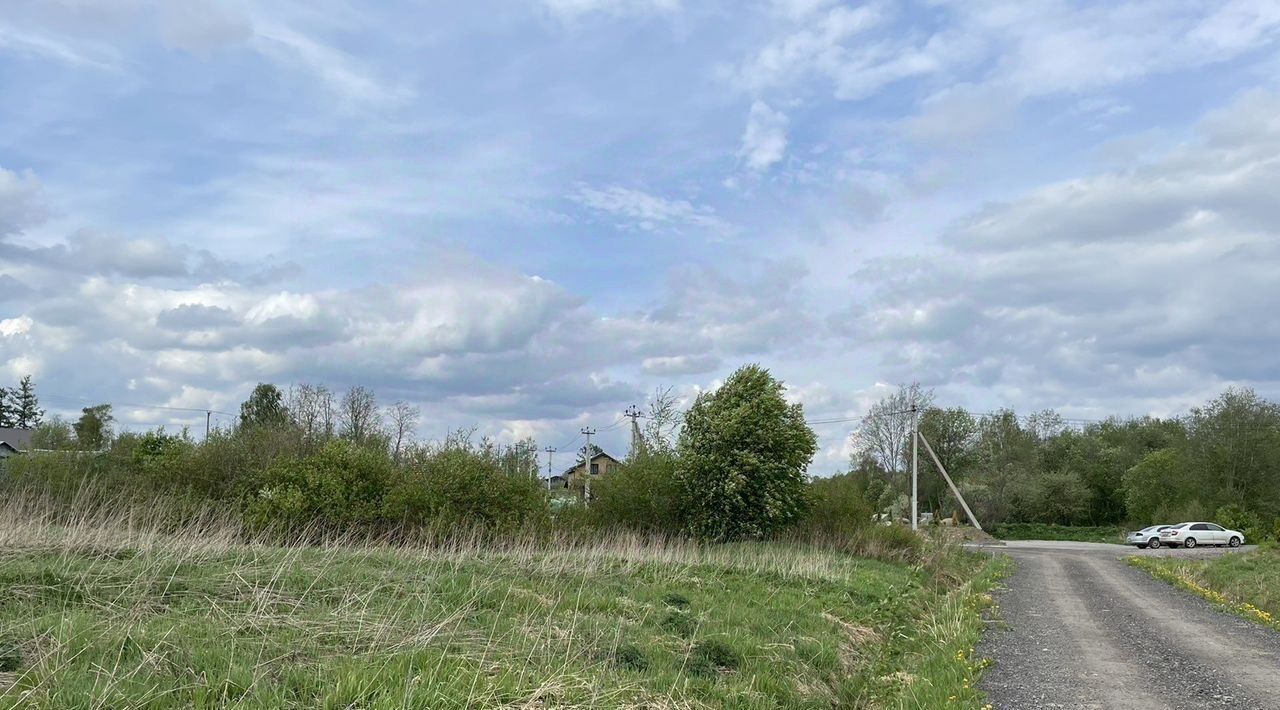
[1159,522,1245,549]
[1126,525,1173,549]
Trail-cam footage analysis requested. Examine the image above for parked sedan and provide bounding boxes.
[1126,525,1173,549]
[1159,522,1245,548]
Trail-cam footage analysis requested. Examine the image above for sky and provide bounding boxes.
[2,0,1280,473]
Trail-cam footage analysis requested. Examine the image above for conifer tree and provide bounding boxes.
[14,375,43,428]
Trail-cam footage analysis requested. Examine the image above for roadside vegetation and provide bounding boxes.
[849,386,1280,544]
[1129,544,1280,633]
[1,366,1010,708]
[988,523,1124,544]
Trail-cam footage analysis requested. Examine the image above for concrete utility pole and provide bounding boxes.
[911,404,919,531]
[918,432,983,531]
[206,411,212,440]
[581,427,596,503]
[543,446,556,491]
[625,405,643,457]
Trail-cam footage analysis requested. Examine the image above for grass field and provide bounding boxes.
[1128,544,1280,633]
[989,523,1125,544]
[0,502,1006,709]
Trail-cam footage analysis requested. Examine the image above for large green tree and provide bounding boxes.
[74,404,114,451]
[240,383,289,430]
[675,364,817,541]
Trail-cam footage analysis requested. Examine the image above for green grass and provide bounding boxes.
[990,523,1125,544]
[1128,544,1280,632]
[0,503,1006,709]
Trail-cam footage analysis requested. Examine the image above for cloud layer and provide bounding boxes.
[2,1,1279,472]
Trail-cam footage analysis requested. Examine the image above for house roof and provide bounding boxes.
[562,451,621,476]
[0,441,19,454]
[0,428,32,452]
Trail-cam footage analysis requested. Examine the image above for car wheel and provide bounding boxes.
[1184,537,1197,549]
[1148,538,1161,549]
[1229,536,1241,548]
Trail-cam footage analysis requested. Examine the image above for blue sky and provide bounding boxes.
[3,0,1280,472]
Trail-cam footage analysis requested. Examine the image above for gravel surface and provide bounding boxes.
[975,541,1280,709]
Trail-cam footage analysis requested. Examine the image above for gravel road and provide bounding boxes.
[975,541,1280,709]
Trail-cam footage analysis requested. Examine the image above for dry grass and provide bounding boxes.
[0,491,1004,708]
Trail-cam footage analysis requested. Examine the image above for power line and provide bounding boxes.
[40,393,235,417]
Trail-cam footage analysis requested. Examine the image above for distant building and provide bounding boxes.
[0,427,32,459]
[562,450,623,488]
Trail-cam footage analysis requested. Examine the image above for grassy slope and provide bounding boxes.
[0,517,1006,709]
[990,523,1125,544]
[1128,545,1280,632]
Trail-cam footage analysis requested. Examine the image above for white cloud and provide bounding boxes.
[739,101,789,172]
[570,185,729,234]
[836,89,1280,409]
[252,22,410,105]
[0,315,33,338]
[641,354,721,376]
[733,3,889,95]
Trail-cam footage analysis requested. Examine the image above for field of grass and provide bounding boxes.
[989,523,1125,544]
[1128,544,1280,632]
[0,501,1007,709]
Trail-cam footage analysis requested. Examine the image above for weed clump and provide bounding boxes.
[661,592,690,609]
[660,610,696,638]
[610,643,650,672]
[687,639,741,677]
[0,640,22,672]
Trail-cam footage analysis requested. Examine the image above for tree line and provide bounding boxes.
[14,369,1272,545]
[849,385,1280,540]
[6,367,881,551]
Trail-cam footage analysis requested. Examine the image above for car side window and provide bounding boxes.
[1190,524,1209,531]
[1207,524,1224,531]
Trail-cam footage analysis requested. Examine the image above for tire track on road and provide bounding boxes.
[1081,555,1280,707]
[980,542,1280,710]
[1043,555,1165,709]
[979,549,1164,709]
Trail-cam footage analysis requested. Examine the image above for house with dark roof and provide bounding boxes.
[0,427,33,459]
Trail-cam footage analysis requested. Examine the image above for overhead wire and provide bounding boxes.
[40,392,235,417]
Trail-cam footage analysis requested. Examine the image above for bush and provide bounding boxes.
[792,472,874,540]
[114,429,196,488]
[241,440,397,535]
[0,451,110,500]
[675,364,817,541]
[586,452,683,535]
[990,523,1122,544]
[383,444,548,533]
[1215,503,1263,542]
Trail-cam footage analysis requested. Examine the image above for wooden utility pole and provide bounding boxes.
[543,446,556,491]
